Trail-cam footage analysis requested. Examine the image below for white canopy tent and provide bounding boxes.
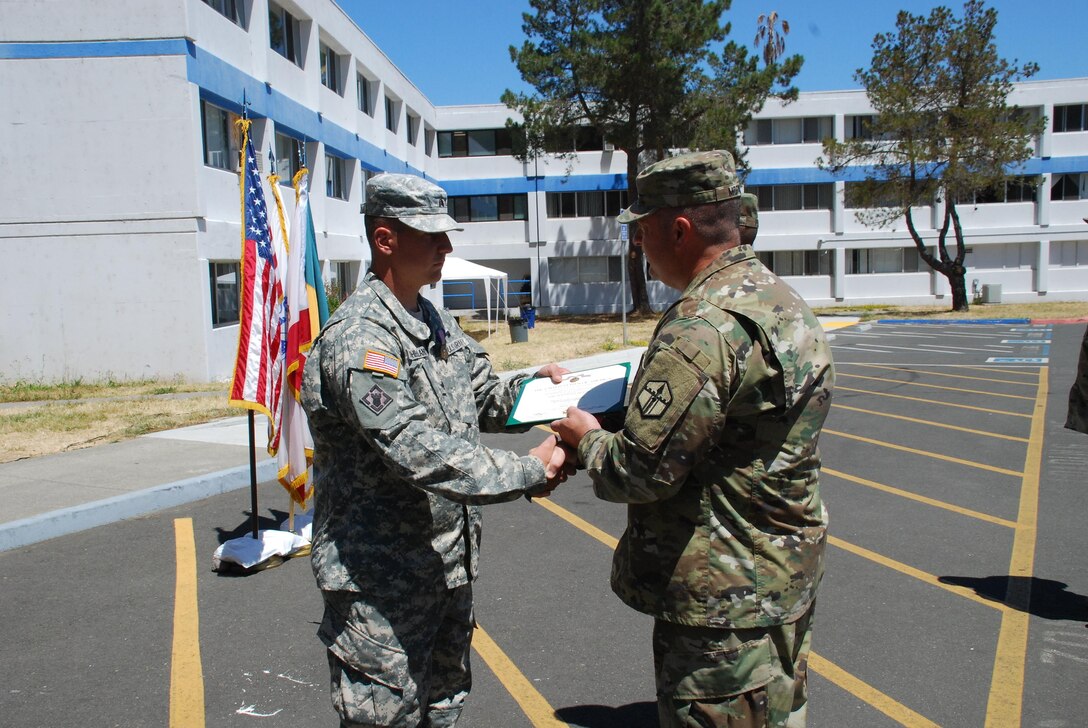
[420,256,509,336]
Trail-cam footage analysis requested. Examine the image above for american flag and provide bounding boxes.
[229,119,286,453]
[363,350,400,378]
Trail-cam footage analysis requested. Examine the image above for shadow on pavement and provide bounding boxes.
[939,575,1088,622]
[555,701,657,727]
[213,508,289,543]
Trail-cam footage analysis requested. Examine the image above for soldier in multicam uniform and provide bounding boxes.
[1066,325,1088,434]
[552,150,835,728]
[301,173,571,728]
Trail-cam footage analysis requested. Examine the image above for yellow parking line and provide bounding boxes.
[838,373,1035,401]
[809,653,940,728]
[983,368,1046,727]
[532,498,942,724]
[828,535,1009,612]
[823,468,1017,528]
[843,364,1037,387]
[823,430,1024,477]
[838,386,1032,418]
[832,403,1029,443]
[534,496,619,549]
[170,518,205,728]
[472,625,568,728]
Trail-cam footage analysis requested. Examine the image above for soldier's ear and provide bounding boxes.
[671,215,692,246]
[371,223,398,257]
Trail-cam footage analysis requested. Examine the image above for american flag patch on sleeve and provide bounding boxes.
[362,350,400,378]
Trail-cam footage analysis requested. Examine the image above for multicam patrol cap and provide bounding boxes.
[617,150,742,223]
[364,173,464,233]
[739,192,759,229]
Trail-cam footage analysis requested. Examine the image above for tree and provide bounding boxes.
[754,11,789,65]
[818,0,1042,311]
[502,0,801,313]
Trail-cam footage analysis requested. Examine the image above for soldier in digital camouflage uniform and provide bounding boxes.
[301,173,571,728]
[552,150,835,728]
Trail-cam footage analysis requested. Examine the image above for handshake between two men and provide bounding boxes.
[523,362,607,496]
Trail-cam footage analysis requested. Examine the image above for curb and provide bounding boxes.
[875,318,1031,325]
[0,459,277,552]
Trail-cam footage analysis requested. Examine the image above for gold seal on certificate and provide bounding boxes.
[507,363,631,426]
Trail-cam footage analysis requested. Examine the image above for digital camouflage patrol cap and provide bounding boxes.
[364,173,464,234]
[617,150,742,223]
[739,192,759,229]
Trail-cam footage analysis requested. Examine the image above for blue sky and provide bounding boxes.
[338,0,1085,107]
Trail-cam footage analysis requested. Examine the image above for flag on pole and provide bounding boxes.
[228,118,286,454]
[276,166,329,505]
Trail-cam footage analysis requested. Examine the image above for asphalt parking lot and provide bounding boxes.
[1,321,1085,727]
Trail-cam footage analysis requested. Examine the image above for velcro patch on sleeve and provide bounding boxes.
[362,349,400,378]
[627,345,707,453]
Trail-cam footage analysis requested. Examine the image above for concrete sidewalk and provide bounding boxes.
[0,317,861,552]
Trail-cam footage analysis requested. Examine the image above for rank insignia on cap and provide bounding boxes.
[363,349,400,378]
[360,384,393,415]
[637,381,672,418]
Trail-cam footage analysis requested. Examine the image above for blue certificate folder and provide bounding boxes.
[506,363,632,426]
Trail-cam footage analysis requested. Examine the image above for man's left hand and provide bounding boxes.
[534,363,570,384]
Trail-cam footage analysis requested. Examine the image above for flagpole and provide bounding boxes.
[248,411,259,539]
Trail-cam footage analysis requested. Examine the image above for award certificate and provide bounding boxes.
[507,363,631,426]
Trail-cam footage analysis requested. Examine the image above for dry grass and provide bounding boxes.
[2,302,1083,462]
[461,313,660,372]
[0,377,227,404]
[0,396,236,463]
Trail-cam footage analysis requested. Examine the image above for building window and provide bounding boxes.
[360,166,374,208]
[845,248,924,274]
[546,190,629,218]
[846,115,874,140]
[385,96,398,133]
[210,261,240,326]
[406,112,419,145]
[274,132,303,184]
[201,101,239,171]
[269,2,302,66]
[959,176,1038,204]
[356,73,373,115]
[745,117,832,146]
[437,128,514,157]
[745,184,832,211]
[202,0,245,26]
[450,194,528,223]
[332,260,360,299]
[1051,173,1087,201]
[1053,104,1088,133]
[549,256,623,284]
[546,125,605,153]
[326,154,348,200]
[320,42,343,94]
[759,250,832,276]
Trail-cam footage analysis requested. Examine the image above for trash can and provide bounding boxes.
[520,304,536,329]
[509,319,529,343]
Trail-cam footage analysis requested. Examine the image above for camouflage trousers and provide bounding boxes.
[653,603,815,728]
[319,584,474,728]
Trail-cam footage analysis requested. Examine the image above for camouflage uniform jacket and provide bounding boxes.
[578,245,835,629]
[1066,325,1088,434]
[301,272,547,594]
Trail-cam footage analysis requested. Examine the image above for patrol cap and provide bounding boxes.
[364,173,464,234]
[617,150,742,224]
[739,192,759,229]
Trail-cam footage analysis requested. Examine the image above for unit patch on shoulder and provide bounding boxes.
[637,380,672,418]
[362,349,400,378]
[360,384,393,415]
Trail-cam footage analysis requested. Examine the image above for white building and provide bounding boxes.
[2,0,1086,382]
